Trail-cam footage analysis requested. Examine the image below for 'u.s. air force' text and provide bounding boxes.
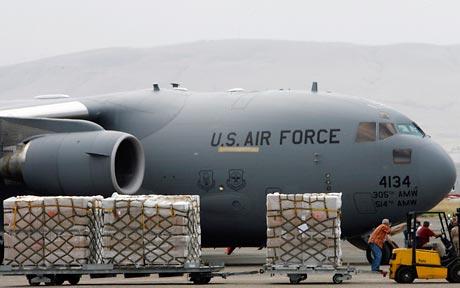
[211,129,341,147]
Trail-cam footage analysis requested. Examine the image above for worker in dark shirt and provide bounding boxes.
[416,221,445,256]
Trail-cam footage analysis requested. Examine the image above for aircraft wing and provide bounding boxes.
[0,116,103,147]
[0,100,89,119]
[0,95,145,196]
[0,96,97,146]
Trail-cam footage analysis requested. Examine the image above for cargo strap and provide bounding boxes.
[267,194,341,266]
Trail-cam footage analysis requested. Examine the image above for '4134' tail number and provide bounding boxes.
[379,176,411,188]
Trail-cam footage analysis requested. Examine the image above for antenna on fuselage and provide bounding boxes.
[171,83,179,88]
[311,82,318,93]
[153,83,160,92]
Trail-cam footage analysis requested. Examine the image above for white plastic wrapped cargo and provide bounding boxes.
[3,195,103,267]
[102,194,201,267]
[266,193,342,267]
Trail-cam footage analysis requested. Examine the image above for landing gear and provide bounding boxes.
[366,241,395,265]
[348,236,396,266]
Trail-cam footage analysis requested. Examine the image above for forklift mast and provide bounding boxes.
[406,211,454,266]
[456,208,460,255]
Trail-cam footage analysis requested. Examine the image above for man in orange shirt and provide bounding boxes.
[368,218,391,272]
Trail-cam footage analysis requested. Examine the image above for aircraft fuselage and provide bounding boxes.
[80,88,456,247]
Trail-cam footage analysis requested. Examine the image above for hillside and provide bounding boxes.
[0,40,459,149]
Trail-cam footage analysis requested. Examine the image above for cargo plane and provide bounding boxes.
[0,83,456,263]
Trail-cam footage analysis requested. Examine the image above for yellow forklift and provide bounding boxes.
[389,209,460,283]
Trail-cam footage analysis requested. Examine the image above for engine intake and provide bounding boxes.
[0,131,145,196]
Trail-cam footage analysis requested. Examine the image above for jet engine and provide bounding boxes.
[0,131,145,196]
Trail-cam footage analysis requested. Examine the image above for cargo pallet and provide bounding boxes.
[0,263,224,285]
[263,264,357,284]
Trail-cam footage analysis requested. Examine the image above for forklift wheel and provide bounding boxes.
[395,266,415,284]
[447,262,460,283]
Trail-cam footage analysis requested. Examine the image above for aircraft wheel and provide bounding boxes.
[366,242,393,265]
[447,262,460,283]
[395,266,415,284]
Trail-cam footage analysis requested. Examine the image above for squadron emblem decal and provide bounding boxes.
[197,170,215,191]
[226,169,246,191]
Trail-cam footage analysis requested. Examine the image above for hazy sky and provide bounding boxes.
[1,0,460,66]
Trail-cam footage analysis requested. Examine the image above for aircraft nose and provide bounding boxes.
[419,141,456,207]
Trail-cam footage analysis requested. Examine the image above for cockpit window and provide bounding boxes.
[356,122,376,143]
[379,123,397,140]
[412,122,426,137]
[396,123,425,137]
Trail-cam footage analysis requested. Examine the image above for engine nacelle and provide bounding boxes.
[0,131,145,196]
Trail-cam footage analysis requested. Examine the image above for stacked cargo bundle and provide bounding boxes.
[266,193,342,267]
[102,194,201,267]
[3,196,103,267]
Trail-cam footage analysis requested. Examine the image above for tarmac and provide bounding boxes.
[0,242,456,287]
[0,264,454,287]
[0,227,455,287]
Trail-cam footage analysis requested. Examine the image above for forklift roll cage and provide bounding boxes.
[406,209,460,267]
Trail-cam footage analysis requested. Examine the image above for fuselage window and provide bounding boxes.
[379,123,397,140]
[396,123,425,137]
[393,148,412,164]
[356,122,376,143]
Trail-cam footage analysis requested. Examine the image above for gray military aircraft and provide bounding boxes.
[0,83,456,263]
